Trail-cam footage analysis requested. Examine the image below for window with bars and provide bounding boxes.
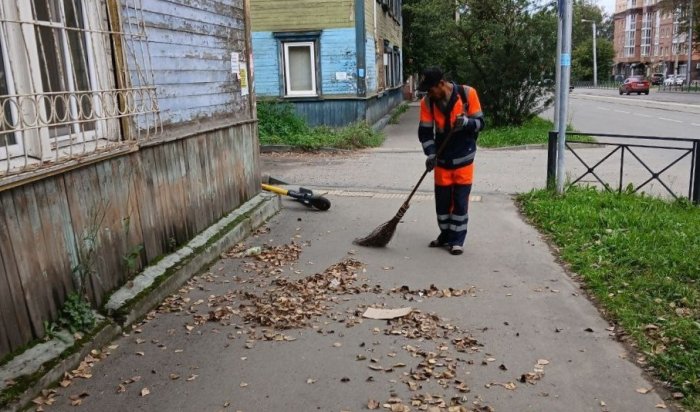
[624,14,636,56]
[641,12,652,56]
[0,0,159,176]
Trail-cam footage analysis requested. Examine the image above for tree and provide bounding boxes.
[572,38,615,82]
[454,1,558,126]
[572,0,605,48]
[656,0,700,48]
[403,0,559,126]
[402,0,459,77]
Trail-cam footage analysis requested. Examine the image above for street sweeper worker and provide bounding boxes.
[417,67,485,255]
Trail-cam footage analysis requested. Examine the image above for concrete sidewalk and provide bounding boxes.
[8,106,678,411]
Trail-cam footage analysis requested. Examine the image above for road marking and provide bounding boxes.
[692,123,700,127]
[633,113,652,118]
[658,117,683,123]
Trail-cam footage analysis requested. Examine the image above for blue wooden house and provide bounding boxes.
[0,0,261,359]
[251,0,404,127]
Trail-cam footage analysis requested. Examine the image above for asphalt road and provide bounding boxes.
[543,88,700,139]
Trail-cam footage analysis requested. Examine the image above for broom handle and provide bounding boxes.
[397,128,460,217]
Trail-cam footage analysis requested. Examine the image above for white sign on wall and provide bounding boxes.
[231,52,240,77]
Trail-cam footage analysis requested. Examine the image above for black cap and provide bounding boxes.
[417,67,444,92]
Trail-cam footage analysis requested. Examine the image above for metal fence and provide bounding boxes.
[547,131,700,204]
[572,80,700,93]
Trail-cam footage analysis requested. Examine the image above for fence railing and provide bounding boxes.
[572,80,620,90]
[656,82,700,93]
[547,131,700,204]
[572,80,700,93]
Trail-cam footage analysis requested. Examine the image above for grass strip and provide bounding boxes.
[518,186,700,410]
[479,117,594,148]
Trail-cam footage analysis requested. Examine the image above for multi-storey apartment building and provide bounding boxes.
[612,0,699,82]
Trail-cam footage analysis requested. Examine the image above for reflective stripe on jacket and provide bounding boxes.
[418,83,484,169]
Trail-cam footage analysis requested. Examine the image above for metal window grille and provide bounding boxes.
[0,0,160,177]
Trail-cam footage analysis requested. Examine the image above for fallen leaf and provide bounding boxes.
[169,374,180,380]
[140,387,150,397]
[636,388,652,394]
[333,342,342,348]
[186,374,198,381]
[655,403,667,409]
[368,399,381,409]
[239,382,248,388]
[306,378,316,384]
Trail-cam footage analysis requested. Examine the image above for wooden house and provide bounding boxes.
[250,0,404,127]
[0,0,260,357]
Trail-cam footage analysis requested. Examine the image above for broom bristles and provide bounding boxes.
[353,215,402,247]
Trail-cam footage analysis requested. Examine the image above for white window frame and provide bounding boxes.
[0,31,22,160]
[0,0,117,163]
[641,12,652,56]
[283,41,317,97]
[624,14,636,57]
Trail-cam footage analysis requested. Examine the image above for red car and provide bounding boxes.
[619,76,650,95]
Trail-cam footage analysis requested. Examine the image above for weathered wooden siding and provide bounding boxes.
[365,0,401,45]
[0,123,259,357]
[0,0,258,358]
[365,36,378,93]
[363,0,401,92]
[252,28,357,97]
[251,0,355,31]
[291,87,403,127]
[127,0,251,125]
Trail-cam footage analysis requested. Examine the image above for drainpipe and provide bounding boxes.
[356,0,366,97]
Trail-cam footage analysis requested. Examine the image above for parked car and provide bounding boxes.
[612,74,625,83]
[663,74,685,86]
[650,73,664,85]
[619,76,650,95]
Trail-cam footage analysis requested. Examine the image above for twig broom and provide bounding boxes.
[354,128,458,247]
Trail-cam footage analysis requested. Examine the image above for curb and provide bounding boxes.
[0,193,281,412]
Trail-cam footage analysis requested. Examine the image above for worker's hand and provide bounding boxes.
[454,115,469,130]
[425,154,437,172]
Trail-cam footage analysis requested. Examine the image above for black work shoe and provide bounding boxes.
[449,245,464,255]
[429,239,447,248]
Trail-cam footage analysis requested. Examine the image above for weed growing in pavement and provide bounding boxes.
[389,102,409,124]
[256,101,383,150]
[478,116,594,148]
[518,186,700,410]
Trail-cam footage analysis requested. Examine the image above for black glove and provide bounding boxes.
[425,154,436,172]
[454,114,469,130]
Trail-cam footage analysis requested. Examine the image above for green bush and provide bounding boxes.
[256,101,383,150]
[257,101,309,139]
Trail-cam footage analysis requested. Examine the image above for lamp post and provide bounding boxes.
[582,19,598,87]
[688,0,694,85]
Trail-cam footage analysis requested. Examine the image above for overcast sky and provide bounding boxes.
[596,0,616,15]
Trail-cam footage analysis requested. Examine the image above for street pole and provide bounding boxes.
[592,20,597,87]
[689,0,694,85]
[554,16,562,130]
[557,0,573,194]
[582,19,598,87]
